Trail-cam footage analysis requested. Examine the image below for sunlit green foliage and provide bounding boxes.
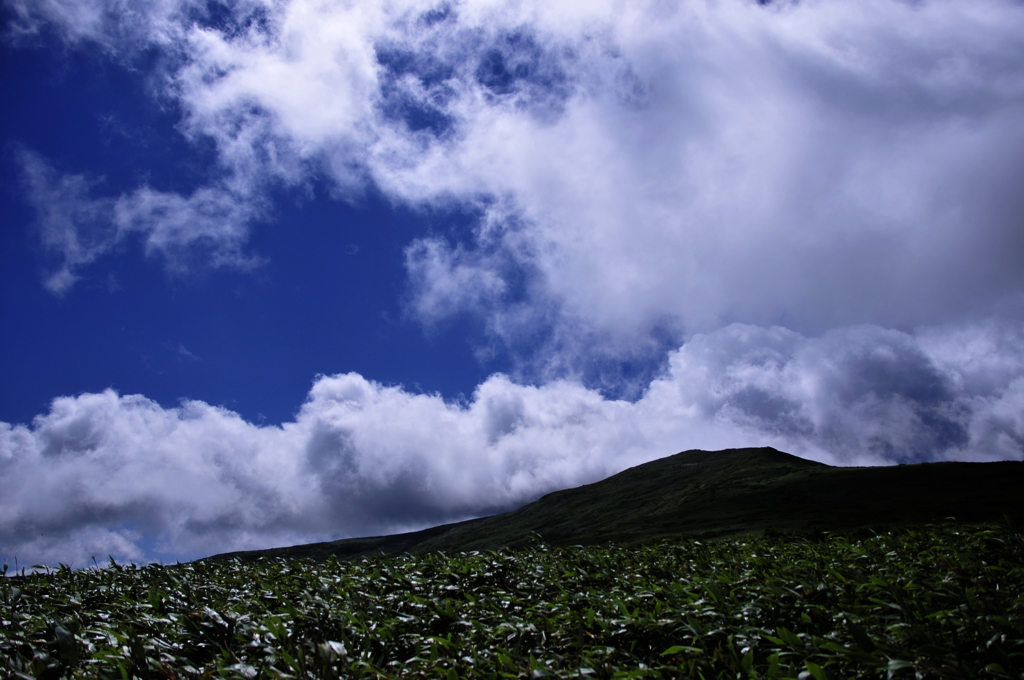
[3,522,1023,679]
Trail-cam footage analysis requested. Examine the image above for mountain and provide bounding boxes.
[206,447,1024,562]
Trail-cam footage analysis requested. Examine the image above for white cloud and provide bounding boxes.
[382,0,1024,347]
[3,321,1023,566]
[114,184,264,273]
[19,152,264,291]
[8,0,1024,565]
[15,0,1024,347]
[403,237,508,324]
[18,150,120,294]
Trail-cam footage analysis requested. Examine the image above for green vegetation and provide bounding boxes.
[210,448,1024,563]
[4,522,1023,679]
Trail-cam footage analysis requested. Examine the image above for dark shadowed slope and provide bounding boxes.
[207,447,1024,562]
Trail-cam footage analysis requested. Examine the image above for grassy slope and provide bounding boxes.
[9,524,1024,679]
[208,447,1024,562]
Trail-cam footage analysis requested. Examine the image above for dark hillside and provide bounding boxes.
[416,447,829,551]
[207,447,1024,562]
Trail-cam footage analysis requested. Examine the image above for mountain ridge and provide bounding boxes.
[205,447,1024,563]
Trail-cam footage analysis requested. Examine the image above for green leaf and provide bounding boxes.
[847,621,877,653]
[886,659,915,679]
[229,663,258,679]
[776,627,803,649]
[805,660,828,680]
[54,623,79,665]
[740,647,754,676]
[706,580,726,604]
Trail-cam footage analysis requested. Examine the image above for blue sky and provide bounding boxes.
[3,0,1024,567]
[1,27,496,427]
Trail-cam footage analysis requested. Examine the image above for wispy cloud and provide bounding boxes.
[18,150,120,294]
[3,321,1023,566]
[114,184,264,274]
[18,151,264,292]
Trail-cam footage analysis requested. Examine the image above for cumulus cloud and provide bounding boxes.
[168,0,1024,346]
[3,321,1023,566]
[383,0,1024,357]
[7,0,1024,565]
[15,0,1024,345]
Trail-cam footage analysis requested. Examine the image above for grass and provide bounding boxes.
[3,521,1023,679]
[210,448,1024,563]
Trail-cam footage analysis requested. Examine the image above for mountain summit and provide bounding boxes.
[208,447,1024,562]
